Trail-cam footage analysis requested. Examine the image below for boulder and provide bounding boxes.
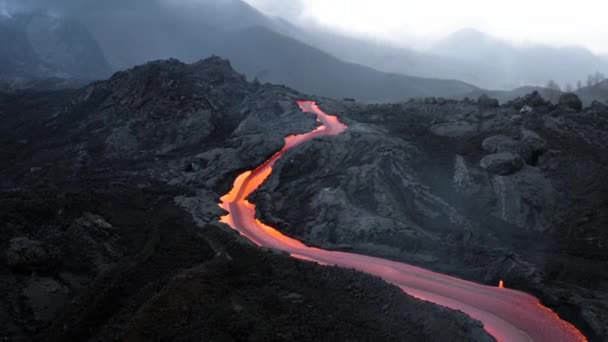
[480,152,524,175]
[588,100,608,114]
[23,277,69,322]
[518,130,547,164]
[558,93,583,112]
[5,237,59,271]
[481,135,518,153]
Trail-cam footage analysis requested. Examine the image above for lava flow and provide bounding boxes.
[218,100,586,342]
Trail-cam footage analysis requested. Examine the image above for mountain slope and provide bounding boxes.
[576,79,608,105]
[0,11,111,80]
[275,22,608,91]
[273,22,493,90]
[217,26,478,101]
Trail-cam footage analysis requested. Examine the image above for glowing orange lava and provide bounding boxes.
[218,100,587,342]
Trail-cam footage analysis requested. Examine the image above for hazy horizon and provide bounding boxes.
[2,0,607,55]
[245,0,608,54]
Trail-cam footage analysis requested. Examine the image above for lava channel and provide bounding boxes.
[218,100,586,342]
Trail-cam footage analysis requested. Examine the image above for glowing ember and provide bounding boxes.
[218,100,586,342]
[499,280,504,288]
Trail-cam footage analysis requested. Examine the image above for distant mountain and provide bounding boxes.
[8,0,476,102]
[464,86,562,105]
[464,80,608,107]
[275,22,608,91]
[576,79,608,105]
[0,11,111,80]
[78,0,274,69]
[215,26,477,101]
[430,28,608,89]
[271,21,490,90]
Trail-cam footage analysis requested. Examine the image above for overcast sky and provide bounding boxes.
[244,0,608,54]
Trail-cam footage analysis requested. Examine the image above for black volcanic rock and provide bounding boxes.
[479,152,524,175]
[0,58,493,342]
[482,135,518,153]
[559,92,583,112]
[5,237,59,272]
[477,94,499,108]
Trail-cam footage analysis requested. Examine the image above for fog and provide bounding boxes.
[246,0,608,54]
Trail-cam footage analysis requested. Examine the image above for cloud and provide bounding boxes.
[243,0,305,18]
[0,0,152,14]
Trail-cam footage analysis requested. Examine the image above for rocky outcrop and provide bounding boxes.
[518,129,547,164]
[481,130,547,165]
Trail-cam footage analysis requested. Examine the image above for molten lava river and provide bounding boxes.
[218,100,586,342]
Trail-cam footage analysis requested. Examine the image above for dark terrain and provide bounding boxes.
[2,56,607,341]
[254,92,608,341]
[1,57,495,341]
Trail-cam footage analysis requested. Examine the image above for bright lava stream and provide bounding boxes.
[219,100,587,342]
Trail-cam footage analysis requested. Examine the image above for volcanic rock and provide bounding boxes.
[518,129,547,164]
[480,152,524,175]
[481,135,518,153]
[559,92,583,112]
[431,122,477,138]
[588,100,608,114]
[477,94,499,108]
[5,237,59,272]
